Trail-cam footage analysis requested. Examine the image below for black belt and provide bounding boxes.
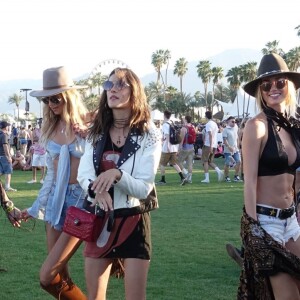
[256,204,295,220]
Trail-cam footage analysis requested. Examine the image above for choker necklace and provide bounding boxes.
[113,117,130,129]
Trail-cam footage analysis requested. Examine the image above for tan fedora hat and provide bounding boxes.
[30,66,87,98]
[243,53,300,97]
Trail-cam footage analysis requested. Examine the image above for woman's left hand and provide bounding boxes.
[91,169,122,195]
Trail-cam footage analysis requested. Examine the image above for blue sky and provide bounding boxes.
[0,0,299,82]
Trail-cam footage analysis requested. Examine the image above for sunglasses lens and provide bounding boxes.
[103,81,113,91]
[261,82,272,92]
[51,96,61,104]
[41,98,49,104]
[276,79,286,89]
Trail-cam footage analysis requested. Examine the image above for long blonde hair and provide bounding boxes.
[255,79,298,118]
[40,89,88,145]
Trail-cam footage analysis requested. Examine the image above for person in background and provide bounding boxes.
[18,126,30,155]
[237,118,247,181]
[214,141,225,158]
[77,67,161,300]
[222,116,242,182]
[11,124,19,151]
[0,121,17,192]
[238,53,300,298]
[156,110,185,185]
[12,149,26,170]
[26,124,33,154]
[27,119,46,184]
[200,111,224,183]
[21,66,89,299]
[178,115,195,185]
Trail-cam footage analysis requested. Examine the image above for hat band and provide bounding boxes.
[43,84,72,90]
[257,70,287,79]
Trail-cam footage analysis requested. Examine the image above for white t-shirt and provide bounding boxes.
[204,120,218,148]
[161,122,179,153]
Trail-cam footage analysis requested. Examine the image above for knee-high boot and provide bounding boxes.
[40,275,87,300]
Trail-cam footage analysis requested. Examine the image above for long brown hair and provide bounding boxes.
[88,68,151,145]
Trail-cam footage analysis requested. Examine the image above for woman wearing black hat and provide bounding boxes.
[238,53,300,299]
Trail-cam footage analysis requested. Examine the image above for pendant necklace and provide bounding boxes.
[115,129,127,145]
[59,120,66,135]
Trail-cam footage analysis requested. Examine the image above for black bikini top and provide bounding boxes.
[258,107,300,177]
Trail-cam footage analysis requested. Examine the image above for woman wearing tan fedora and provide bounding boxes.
[238,53,300,299]
[21,66,89,299]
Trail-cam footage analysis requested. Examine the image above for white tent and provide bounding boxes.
[216,87,257,120]
[151,109,164,121]
[150,109,180,122]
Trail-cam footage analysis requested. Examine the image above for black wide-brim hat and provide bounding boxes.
[243,53,300,97]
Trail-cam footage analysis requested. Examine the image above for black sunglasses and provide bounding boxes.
[103,80,130,91]
[260,78,287,92]
[41,95,63,105]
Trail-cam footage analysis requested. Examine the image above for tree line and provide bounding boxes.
[7,26,300,123]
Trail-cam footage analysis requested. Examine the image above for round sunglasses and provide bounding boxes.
[102,80,130,91]
[260,78,287,92]
[41,95,63,105]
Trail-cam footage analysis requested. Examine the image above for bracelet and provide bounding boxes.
[3,200,14,213]
[114,169,123,184]
[88,181,96,199]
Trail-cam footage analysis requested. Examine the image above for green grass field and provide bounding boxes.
[0,158,244,299]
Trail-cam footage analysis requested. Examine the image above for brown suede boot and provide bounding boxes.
[41,276,87,300]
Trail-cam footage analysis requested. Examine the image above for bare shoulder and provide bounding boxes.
[244,113,267,139]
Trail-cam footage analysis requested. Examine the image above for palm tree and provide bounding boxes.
[144,81,165,104]
[261,40,284,56]
[226,66,242,118]
[240,62,257,117]
[90,72,107,95]
[8,93,23,121]
[284,47,300,71]
[163,50,171,87]
[211,66,224,106]
[295,25,300,37]
[173,57,188,94]
[151,49,166,84]
[196,60,212,110]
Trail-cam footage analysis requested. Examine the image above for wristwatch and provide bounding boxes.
[4,200,14,213]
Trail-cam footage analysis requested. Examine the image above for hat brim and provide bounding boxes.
[29,85,88,98]
[243,71,300,97]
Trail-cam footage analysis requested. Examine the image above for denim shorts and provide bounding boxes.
[45,183,85,231]
[258,207,300,246]
[224,152,241,166]
[0,156,12,174]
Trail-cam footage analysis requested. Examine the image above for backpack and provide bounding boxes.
[184,125,196,144]
[168,121,182,145]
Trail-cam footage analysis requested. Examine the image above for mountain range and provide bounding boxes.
[0,48,263,118]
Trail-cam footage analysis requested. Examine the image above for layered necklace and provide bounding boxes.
[112,117,130,145]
